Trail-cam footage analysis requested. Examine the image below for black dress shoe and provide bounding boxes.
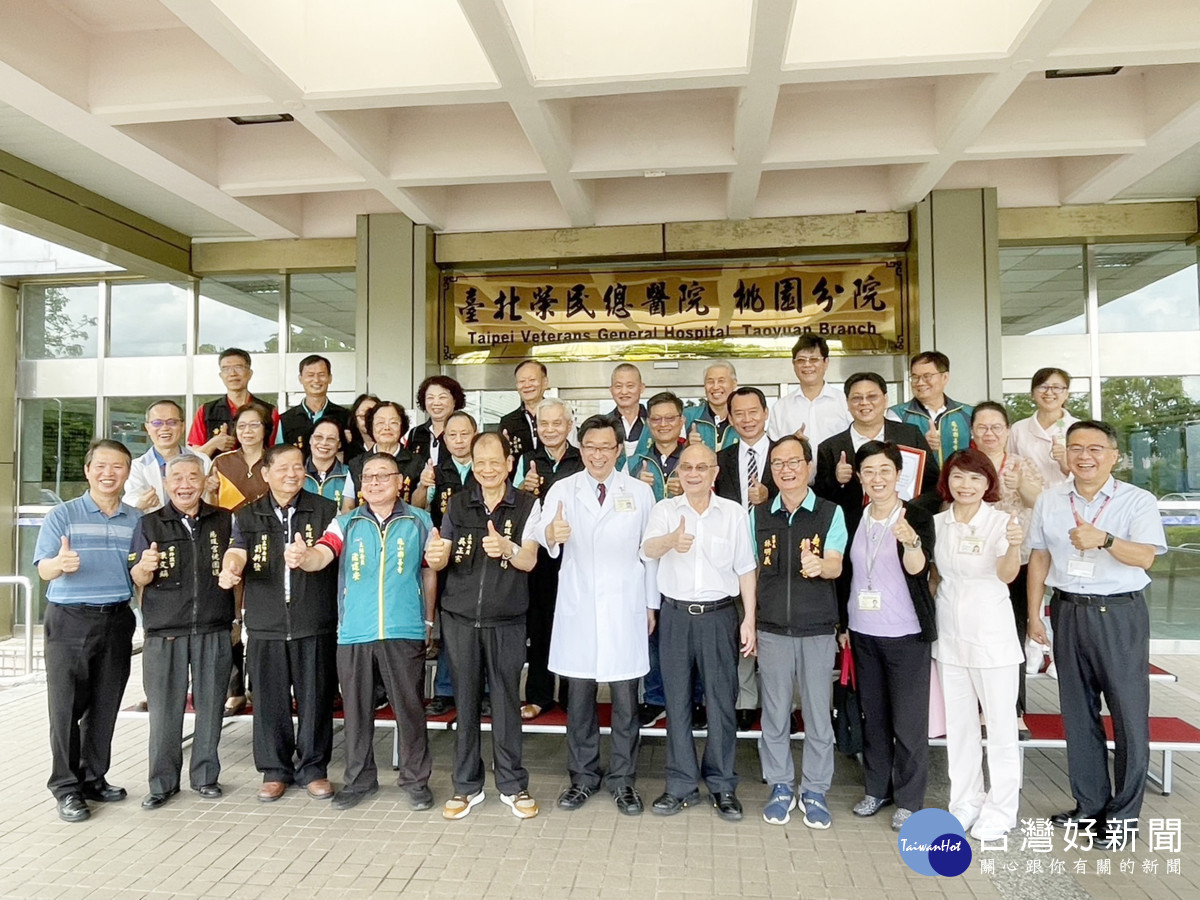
[332,784,378,810]
[651,789,702,816]
[557,784,596,810]
[1050,808,1101,829]
[612,786,644,816]
[425,696,455,717]
[637,703,666,727]
[711,791,743,822]
[194,783,222,799]
[141,788,179,810]
[57,793,90,823]
[691,705,707,730]
[82,780,127,803]
[735,709,758,732]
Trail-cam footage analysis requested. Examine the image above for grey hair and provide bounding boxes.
[704,360,737,381]
[164,454,205,478]
[535,397,573,423]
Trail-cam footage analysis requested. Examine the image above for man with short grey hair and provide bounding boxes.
[683,361,739,452]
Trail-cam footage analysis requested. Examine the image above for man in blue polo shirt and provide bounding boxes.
[34,439,142,823]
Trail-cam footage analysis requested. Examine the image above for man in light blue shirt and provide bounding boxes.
[1027,419,1166,849]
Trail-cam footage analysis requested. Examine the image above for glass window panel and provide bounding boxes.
[288,272,356,352]
[16,522,52,625]
[1096,243,1200,333]
[109,396,186,458]
[999,246,1086,336]
[20,283,100,359]
[109,282,189,356]
[198,275,281,354]
[20,398,96,504]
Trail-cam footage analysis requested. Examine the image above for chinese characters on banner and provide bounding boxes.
[443,262,904,360]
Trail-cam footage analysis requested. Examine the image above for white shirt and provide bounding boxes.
[123,446,212,513]
[849,423,886,452]
[1007,412,1078,489]
[767,382,853,452]
[641,494,757,603]
[932,503,1022,669]
[737,434,770,507]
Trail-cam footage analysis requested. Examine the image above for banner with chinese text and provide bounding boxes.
[443,261,903,360]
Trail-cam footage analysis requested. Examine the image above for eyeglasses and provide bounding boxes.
[219,365,249,374]
[649,415,680,425]
[793,355,825,366]
[847,393,884,404]
[581,443,618,453]
[910,372,945,383]
[235,422,264,431]
[973,424,1006,434]
[148,418,182,429]
[677,464,714,474]
[361,473,398,483]
[769,458,806,471]
[309,436,339,446]
[1066,444,1114,456]
[1036,385,1068,394]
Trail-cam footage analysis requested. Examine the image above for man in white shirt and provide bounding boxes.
[767,336,852,471]
[124,399,212,513]
[641,443,758,822]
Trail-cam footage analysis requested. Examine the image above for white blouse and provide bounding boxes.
[932,503,1023,669]
[1007,412,1077,489]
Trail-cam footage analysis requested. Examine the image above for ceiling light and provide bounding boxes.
[228,114,295,125]
[1045,67,1122,79]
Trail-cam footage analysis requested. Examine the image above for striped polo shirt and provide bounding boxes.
[33,493,142,606]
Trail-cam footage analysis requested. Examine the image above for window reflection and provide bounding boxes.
[289,272,356,352]
[20,284,99,359]
[1097,243,1199,333]
[999,246,1086,336]
[199,275,281,353]
[19,398,96,504]
[110,282,189,356]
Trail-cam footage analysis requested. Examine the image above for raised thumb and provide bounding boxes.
[60,535,70,551]
[555,501,565,520]
[149,541,158,551]
[839,451,847,464]
[1073,511,1084,527]
[801,538,812,553]
[898,507,907,519]
[677,516,687,532]
[220,423,228,433]
[293,532,306,545]
[431,527,441,541]
[529,461,537,474]
[487,521,499,535]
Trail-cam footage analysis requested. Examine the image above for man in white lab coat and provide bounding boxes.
[536,414,658,817]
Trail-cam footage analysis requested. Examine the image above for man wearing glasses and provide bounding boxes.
[535,415,657,816]
[188,347,280,455]
[889,351,973,467]
[285,453,437,812]
[641,443,757,822]
[1026,420,1166,851]
[125,399,213,513]
[767,336,852,476]
[631,391,688,501]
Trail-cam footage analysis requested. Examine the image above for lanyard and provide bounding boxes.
[1069,483,1117,528]
[863,504,902,589]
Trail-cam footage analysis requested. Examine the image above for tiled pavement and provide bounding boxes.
[1,653,1199,899]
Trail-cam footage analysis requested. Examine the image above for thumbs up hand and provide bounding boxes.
[892,507,918,547]
[747,469,768,506]
[1005,513,1025,548]
[419,460,437,490]
[687,423,702,446]
[518,460,542,495]
[637,461,655,486]
[672,516,694,554]
[799,538,823,578]
[548,501,572,546]
[794,423,806,439]
[138,541,161,576]
[1068,511,1106,551]
[283,532,308,569]
[213,422,235,452]
[665,471,683,496]
[57,535,81,574]
[217,562,241,590]
[924,423,941,455]
[835,450,854,485]
[1001,460,1020,491]
[424,527,452,569]
[482,520,507,559]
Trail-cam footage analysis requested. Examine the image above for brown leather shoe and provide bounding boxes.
[306,778,334,800]
[257,781,287,802]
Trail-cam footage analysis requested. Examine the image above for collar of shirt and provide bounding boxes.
[850,424,886,451]
[299,398,330,422]
[452,458,473,481]
[789,381,843,404]
[585,471,616,495]
[739,434,771,464]
[1069,475,1117,506]
[769,488,817,522]
[81,491,131,519]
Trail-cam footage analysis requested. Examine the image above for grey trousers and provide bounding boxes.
[756,630,837,793]
[735,595,759,710]
[565,677,640,792]
[143,630,233,795]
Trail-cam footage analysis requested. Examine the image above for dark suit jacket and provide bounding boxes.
[714,442,778,506]
[813,421,941,537]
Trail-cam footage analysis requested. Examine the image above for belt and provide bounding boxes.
[1053,589,1141,608]
[661,596,737,615]
[54,602,130,613]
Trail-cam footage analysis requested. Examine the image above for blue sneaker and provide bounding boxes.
[801,791,832,829]
[762,783,796,825]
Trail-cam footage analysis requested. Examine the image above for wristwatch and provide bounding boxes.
[1102,532,1115,549]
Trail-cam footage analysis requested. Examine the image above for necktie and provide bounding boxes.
[746,447,758,507]
[597,483,607,505]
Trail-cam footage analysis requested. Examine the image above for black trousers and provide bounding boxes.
[143,630,233,795]
[1051,591,1150,825]
[43,602,135,799]
[443,615,528,795]
[524,558,565,709]
[228,638,246,699]
[851,630,931,811]
[248,633,337,785]
[565,676,639,792]
[1009,564,1029,716]
[660,601,739,795]
[336,640,431,795]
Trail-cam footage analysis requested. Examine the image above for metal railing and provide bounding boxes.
[1,576,36,675]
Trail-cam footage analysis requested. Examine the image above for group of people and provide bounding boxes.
[35,338,1166,852]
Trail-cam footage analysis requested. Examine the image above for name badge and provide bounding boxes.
[1067,557,1096,579]
[857,589,882,611]
[958,536,986,555]
[615,494,636,513]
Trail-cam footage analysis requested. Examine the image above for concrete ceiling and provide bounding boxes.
[1,0,1198,241]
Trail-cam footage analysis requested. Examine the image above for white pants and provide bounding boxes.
[939,661,1021,835]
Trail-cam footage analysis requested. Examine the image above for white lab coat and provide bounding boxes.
[122,446,212,513]
[536,469,658,682]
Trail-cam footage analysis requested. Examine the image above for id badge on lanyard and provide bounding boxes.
[858,506,901,611]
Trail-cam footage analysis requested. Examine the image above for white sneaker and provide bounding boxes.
[950,806,980,832]
[442,790,484,820]
[500,790,539,819]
